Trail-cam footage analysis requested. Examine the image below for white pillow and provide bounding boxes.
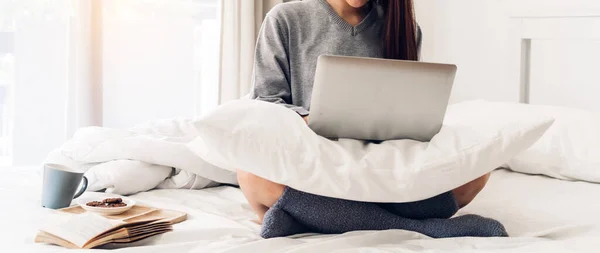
[188,100,553,203]
[452,100,600,183]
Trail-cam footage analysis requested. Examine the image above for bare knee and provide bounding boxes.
[453,173,491,208]
[237,170,285,208]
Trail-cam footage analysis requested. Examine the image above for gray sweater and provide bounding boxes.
[250,0,421,116]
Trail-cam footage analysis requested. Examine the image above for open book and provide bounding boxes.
[35,206,186,249]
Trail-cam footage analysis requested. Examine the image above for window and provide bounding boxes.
[0,33,13,166]
[0,0,72,166]
[0,0,221,167]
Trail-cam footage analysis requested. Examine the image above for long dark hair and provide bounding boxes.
[379,0,418,61]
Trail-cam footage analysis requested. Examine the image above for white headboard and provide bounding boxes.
[510,11,600,111]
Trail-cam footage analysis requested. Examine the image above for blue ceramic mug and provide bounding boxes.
[41,164,88,209]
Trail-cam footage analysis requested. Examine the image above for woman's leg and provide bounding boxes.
[452,173,491,208]
[237,170,505,238]
[262,186,507,238]
[238,170,492,222]
[379,173,492,219]
[237,169,285,222]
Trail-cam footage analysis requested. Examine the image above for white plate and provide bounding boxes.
[77,196,135,216]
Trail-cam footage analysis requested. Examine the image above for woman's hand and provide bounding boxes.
[302,116,309,124]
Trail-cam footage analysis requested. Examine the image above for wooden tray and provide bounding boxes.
[60,205,187,225]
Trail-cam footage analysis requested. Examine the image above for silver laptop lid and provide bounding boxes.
[308,55,457,142]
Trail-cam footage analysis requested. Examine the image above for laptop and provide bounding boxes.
[308,55,457,142]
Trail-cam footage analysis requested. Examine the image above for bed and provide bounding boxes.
[5,166,600,252]
[7,5,600,253]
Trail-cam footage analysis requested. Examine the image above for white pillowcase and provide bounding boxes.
[452,100,600,183]
[85,160,172,195]
[188,100,553,203]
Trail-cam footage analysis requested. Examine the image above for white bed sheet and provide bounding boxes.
[4,167,600,253]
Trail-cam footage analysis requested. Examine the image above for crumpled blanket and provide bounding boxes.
[44,118,238,195]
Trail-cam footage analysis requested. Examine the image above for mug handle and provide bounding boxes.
[73,176,88,199]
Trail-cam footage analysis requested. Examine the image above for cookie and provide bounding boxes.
[107,202,127,207]
[86,201,104,207]
[103,198,123,204]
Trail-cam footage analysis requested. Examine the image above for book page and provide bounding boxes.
[40,213,119,248]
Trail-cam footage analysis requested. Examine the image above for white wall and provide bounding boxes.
[415,0,600,108]
[415,0,516,104]
[529,40,600,111]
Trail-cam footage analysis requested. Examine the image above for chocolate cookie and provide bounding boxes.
[103,198,123,204]
[106,202,127,207]
[86,201,104,207]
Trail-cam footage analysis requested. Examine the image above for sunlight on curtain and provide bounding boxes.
[0,0,221,166]
[102,0,220,128]
[0,0,73,166]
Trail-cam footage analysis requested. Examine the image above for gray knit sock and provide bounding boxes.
[261,207,310,238]
[260,187,508,239]
[378,191,459,219]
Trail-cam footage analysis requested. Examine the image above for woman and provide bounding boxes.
[241,0,492,235]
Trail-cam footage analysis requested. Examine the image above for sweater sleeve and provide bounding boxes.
[250,16,310,116]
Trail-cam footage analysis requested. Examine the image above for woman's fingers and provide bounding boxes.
[302,116,309,124]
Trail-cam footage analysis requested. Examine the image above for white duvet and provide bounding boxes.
[44,119,238,195]
[7,167,600,252]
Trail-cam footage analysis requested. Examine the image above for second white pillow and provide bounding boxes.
[451,100,600,183]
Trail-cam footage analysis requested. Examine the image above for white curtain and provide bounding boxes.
[218,0,283,103]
